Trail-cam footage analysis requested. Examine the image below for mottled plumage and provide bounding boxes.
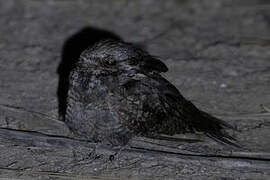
[65,39,236,146]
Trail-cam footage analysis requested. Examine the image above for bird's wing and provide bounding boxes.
[151,74,238,146]
[109,72,237,146]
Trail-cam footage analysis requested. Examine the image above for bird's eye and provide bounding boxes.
[106,58,116,66]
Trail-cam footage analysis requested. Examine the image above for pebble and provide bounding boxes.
[220,83,227,88]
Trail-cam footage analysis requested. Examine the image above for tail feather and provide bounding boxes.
[176,100,239,147]
[196,110,239,147]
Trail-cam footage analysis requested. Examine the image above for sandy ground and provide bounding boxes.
[0,0,270,179]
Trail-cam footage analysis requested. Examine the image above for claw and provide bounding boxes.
[89,142,127,162]
[109,145,129,162]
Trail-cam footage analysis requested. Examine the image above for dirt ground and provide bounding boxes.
[0,0,270,179]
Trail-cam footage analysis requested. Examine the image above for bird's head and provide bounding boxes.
[78,39,168,74]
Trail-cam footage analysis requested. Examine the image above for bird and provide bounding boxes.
[65,39,236,148]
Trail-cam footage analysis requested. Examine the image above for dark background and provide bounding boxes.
[0,0,270,179]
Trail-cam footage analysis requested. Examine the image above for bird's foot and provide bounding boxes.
[89,142,127,162]
[89,143,112,159]
[107,145,129,162]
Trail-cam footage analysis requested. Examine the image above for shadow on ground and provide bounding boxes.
[57,27,121,120]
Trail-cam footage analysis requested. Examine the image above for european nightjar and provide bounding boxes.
[65,39,236,147]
